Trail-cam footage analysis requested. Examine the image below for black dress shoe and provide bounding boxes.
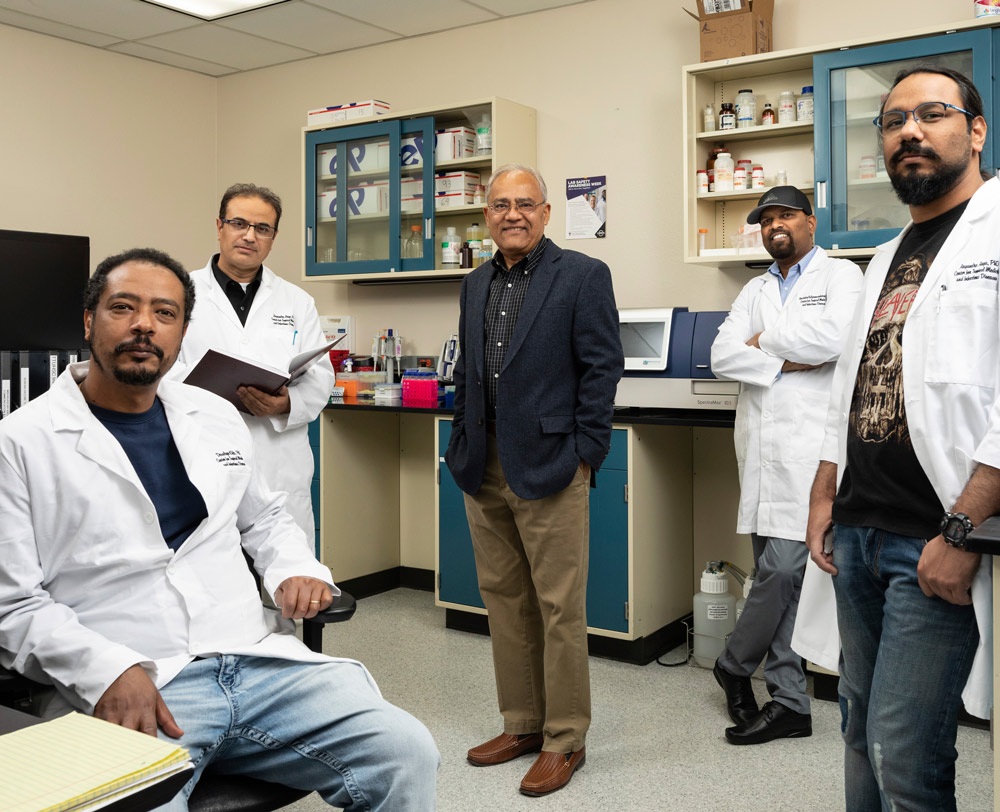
[713,660,758,726]
[725,700,812,745]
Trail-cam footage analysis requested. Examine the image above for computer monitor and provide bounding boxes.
[0,230,89,350]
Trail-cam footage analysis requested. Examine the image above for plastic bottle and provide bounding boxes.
[859,155,876,180]
[479,237,494,262]
[703,103,716,131]
[778,90,797,124]
[697,169,709,195]
[707,144,726,192]
[465,222,484,255]
[475,113,492,155]
[693,564,736,669]
[761,103,775,125]
[441,226,461,268]
[735,88,757,128]
[402,224,422,259]
[797,85,815,122]
[714,151,735,192]
[698,228,708,254]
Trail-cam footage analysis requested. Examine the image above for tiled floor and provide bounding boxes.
[287,587,992,812]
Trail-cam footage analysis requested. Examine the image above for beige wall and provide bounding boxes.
[0,25,217,271]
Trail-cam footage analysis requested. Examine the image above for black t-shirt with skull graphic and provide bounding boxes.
[833,200,968,540]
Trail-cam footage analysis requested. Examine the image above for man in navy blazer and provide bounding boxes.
[446,164,623,797]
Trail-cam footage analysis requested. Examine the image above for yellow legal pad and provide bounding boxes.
[0,712,191,812]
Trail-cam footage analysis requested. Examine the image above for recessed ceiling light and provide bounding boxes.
[140,0,290,21]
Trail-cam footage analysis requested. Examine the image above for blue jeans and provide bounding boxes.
[832,525,978,812]
[153,655,439,811]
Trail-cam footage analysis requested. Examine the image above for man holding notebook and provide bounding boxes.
[178,183,334,546]
[0,248,438,810]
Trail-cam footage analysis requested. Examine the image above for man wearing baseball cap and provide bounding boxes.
[709,186,863,744]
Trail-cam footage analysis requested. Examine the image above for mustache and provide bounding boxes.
[114,337,164,359]
[891,140,939,164]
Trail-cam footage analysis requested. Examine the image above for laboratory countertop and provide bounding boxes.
[323,398,736,427]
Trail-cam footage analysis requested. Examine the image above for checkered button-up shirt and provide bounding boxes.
[483,237,549,418]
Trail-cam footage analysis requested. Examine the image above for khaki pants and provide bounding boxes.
[463,434,591,754]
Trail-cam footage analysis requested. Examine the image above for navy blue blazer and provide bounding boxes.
[445,241,624,500]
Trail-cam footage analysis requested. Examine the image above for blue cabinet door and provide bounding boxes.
[305,116,436,276]
[813,30,993,249]
[437,421,629,633]
[438,420,484,609]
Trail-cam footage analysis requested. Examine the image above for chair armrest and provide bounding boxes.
[966,515,1000,555]
[309,591,356,625]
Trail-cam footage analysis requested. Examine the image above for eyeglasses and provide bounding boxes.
[873,101,974,134]
[220,218,277,240]
[486,200,545,215]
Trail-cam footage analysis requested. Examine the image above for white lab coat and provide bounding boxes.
[178,261,335,546]
[804,178,1000,718]
[711,247,864,541]
[0,365,369,716]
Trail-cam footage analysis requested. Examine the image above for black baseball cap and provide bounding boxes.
[746,186,813,224]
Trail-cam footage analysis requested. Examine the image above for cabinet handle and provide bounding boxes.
[307,227,313,246]
[816,181,827,210]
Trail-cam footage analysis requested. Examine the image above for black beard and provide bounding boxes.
[88,336,166,387]
[888,140,969,205]
[766,235,797,261]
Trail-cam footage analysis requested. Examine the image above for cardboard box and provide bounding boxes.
[435,126,475,162]
[318,182,389,221]
[434,190,475,209]
[307,100,390,126]
[434,170,480,194]
[684,0,773,63]
[317,143,388,178]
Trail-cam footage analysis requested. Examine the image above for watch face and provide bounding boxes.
[942,514,971,546]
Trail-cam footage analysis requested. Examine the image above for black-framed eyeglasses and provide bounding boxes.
[220,217,277,240]
[486,200,545,215]
[873,101,974,134]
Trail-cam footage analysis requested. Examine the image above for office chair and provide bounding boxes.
[0,587,357,812]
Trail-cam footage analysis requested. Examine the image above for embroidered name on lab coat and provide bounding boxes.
[953,259,999,283]
[216,450,247,467]
[271,314,295,327]
[798,294,827,307]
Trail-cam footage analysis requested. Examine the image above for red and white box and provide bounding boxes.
[434,127,475,162]
[307,100,390,126]
[318,182,389,221]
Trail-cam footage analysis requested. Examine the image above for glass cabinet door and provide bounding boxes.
[305,117,435,276]
[813,30,993,249]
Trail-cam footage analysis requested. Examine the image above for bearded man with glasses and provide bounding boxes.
[446,164,623,797]
[178,183,335,548]
[804,66,1000,811]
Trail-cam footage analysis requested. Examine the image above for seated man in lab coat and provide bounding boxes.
[0,248,438,811]
[710,186,863,744]
[806,66,1000,811]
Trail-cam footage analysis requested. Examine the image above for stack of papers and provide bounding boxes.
[0,712,191,812]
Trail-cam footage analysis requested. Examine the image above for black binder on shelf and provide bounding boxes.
[26,351,52,403]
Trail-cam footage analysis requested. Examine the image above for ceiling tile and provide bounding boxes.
[217,1,397,54]
[469,0,588,15]
[109,39,239,75]
[138,22,314,69]
[0,0,197,39]
[0,7,123,46]
[307,0,497,37]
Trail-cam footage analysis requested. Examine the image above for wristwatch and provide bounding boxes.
[940,512,975,549]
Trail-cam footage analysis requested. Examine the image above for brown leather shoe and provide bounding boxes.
[467,732,543,766]
[519,748,586,796]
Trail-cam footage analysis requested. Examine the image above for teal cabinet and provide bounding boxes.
[436,419,629,634]
[305,117,436,277]
[308,418,321,557]
[813,30,994,249]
